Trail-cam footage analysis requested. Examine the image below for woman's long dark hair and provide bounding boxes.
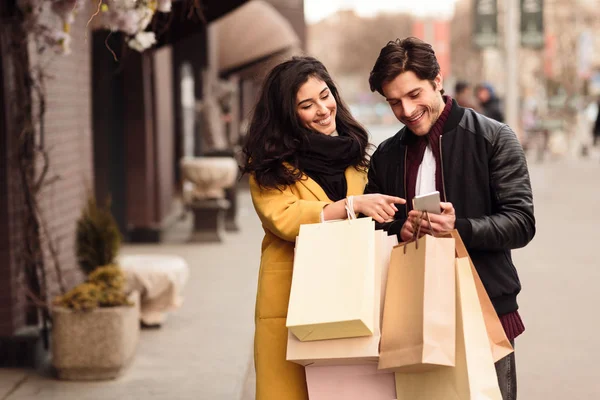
[240,56,370,190]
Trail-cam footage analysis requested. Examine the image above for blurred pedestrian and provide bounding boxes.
[240,56,405,400]
[367,37,536,400]
[594,98,600,147]
[454,80,478,110]
[476,82,505,122]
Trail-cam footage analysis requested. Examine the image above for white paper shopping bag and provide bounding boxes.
[287,230,395,365]
[286,218,376,342]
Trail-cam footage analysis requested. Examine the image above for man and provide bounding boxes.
[593,97,600,147]
[366,37,535,400]
[475,82,505,122]
[454,80,478,110]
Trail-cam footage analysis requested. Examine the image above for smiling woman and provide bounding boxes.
[240,56,372,192]
[239,56,405,399]
[296,77,338,135]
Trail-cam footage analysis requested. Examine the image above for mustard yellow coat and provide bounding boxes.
[250,167,368,400]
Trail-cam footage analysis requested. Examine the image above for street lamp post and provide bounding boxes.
[505,0,520,133]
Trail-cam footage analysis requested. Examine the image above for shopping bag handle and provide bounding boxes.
[344,195,357,221]
[403,211,434,253]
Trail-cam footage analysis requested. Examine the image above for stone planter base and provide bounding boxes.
[189,198,230,243]
[51,291,140,381]
[56,366,131,381]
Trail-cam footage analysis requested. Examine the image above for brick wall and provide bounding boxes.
[37,8,93,299]
[0,3,92,335]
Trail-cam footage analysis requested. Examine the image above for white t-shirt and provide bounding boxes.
[416,144,436,196]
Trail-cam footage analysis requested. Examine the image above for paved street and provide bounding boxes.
[1,142,599,399]
[515,155,600,399]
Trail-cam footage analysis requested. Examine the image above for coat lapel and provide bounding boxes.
[297,174,330,201]
[345,166,367,196]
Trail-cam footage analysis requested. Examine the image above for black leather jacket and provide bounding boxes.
[365,99,535,315]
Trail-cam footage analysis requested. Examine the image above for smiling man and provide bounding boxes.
[365,37,536,400]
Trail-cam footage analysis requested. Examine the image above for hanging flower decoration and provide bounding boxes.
[17,0,85,55]
[96,0,169,52]
[16,0,177,55]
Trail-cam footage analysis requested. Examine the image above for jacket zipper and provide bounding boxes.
[439,136,448,202]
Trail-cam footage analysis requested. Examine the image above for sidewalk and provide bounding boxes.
[1,189,261,400]
[4,156,600,399]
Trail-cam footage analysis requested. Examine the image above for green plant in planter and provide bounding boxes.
[54,265,132,312]
[53,283,102,312]
[58,195,132,312]
[76,195,121,275]
[90,265,131,308]
[89,264,126,291]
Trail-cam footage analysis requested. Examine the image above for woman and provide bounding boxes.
[241,56,405,399]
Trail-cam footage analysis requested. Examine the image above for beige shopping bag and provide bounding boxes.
[394,257,502,400]
[286,217,376,342]
[447,230,514,362]
[287,230,397,365]
[378,233,456,372]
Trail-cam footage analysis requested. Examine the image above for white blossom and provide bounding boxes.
[128,31,156,52]
[16,0,174,57]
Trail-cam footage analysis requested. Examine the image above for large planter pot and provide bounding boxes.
[51,291,140,380]
[180,156,238,201]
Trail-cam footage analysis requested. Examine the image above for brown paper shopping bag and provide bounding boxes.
[286,217,376,342]
[287,230,396,365]
[448,230,514,362]
[394,257,502,400]
[378,234,456,372]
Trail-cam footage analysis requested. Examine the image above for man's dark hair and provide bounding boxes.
[454,80,470,96]
[369,37,444,96]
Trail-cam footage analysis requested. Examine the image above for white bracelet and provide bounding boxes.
[345,195,356,220]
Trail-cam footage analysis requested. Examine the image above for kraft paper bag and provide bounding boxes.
[447,230,514,362]
[287,217,376,341]
[287,230,396,365]
[306,364,396,400]
[378,234,456,372]
[380,234,399,323]
[394,257,502,400]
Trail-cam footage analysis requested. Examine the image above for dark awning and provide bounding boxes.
[156,0,249,46]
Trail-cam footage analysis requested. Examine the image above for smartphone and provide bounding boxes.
[412,191,441,214]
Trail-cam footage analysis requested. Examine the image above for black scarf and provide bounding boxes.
[296,133,362,201]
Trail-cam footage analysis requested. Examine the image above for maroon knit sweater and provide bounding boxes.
[405,95,524,341]
[405,96,452,210]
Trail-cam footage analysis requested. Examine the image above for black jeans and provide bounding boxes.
[495,340,517,400]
